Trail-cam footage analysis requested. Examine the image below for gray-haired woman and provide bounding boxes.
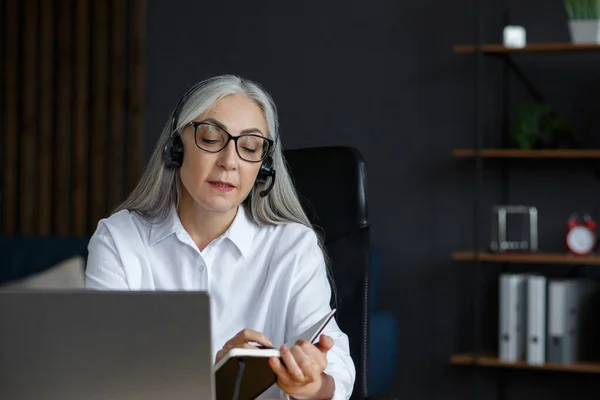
[85,75,355,400]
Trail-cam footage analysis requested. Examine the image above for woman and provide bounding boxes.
[85,75,355,400]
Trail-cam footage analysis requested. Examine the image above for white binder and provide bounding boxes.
[526,275,546,365]
[547,280,566,364]
[499,273,526,362]
[548,279,599,364]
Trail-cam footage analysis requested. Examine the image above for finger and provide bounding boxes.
[280,345,305,382]
[215,349,226,363]
[216,341,256,363]
[298,340,328,371]
[290,344,318,383]
[316,334,334,352]
[230,329,273,348]
[269,356,293,383]
[222,342,258,355]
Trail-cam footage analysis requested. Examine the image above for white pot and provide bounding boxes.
[568,19,600,44]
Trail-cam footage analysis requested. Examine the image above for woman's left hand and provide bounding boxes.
[268,334,335,400]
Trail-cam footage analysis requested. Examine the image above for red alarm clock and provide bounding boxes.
[565,213,597,255]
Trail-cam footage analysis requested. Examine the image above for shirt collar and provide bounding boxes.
[148,205,259,258]
[148,207,185,247]
[223,205,258,258]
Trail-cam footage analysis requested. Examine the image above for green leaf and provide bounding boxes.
[565,0,600,19]
[511,102,570,149]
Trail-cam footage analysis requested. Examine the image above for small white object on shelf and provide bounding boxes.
[503,26,527,48]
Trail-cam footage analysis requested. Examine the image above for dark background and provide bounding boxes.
[144,0,600,399]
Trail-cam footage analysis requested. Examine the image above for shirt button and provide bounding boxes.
[199,265,205,272]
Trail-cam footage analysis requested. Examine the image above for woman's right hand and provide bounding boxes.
[215,329,274,363]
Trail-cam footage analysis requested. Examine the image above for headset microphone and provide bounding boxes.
[256,155,276,197]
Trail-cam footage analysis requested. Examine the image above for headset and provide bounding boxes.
[163,83,276,197]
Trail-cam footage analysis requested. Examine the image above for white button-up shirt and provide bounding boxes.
[85,205,355,400]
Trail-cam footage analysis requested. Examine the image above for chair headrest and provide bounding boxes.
[283,146,369,243]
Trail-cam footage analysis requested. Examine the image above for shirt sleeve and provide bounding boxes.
[282,228,356,400]
[85,221,130,290]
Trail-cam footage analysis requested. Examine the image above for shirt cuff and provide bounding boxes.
[279,390,290,400]
[325,371,348,400]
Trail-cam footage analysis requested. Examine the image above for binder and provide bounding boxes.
[547,280,566,364]
[547,279,598,364]
[499,273,526,362]
[526,275,546,365]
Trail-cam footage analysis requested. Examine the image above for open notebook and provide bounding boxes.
[214,309,337,400]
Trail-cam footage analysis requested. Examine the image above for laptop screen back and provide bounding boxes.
[0,290,214,400]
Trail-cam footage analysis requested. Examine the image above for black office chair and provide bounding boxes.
[283,146,371,400]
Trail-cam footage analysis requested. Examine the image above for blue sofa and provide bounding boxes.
[0,235,91,285]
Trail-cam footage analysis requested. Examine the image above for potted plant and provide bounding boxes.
[565,0,600,43]
[511,102,573,150]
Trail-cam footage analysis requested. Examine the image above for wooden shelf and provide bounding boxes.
[450,353,600,373]
[452,251,600,265]
[453,43,600,54]
[452,149,600,159]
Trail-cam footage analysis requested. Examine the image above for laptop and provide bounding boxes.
[0,290,215,400]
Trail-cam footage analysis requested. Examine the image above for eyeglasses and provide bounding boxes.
[186,121,274,163]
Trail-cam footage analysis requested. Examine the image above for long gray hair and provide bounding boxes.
[115,75,327,252]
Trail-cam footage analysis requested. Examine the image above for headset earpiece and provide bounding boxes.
[163,82,203,168]
[163,135,184,168]
[256,155,276,197]
[256,156,274,184]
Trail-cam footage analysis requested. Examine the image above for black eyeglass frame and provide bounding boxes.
[185,121,274,163]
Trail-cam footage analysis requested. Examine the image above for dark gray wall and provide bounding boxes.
[145,0,600,399]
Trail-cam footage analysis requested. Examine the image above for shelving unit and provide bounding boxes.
[450,353,600,374]
[450,8,600,400]
[453,42,600,54]
[452,149,600,159]
[452,251,600,265]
